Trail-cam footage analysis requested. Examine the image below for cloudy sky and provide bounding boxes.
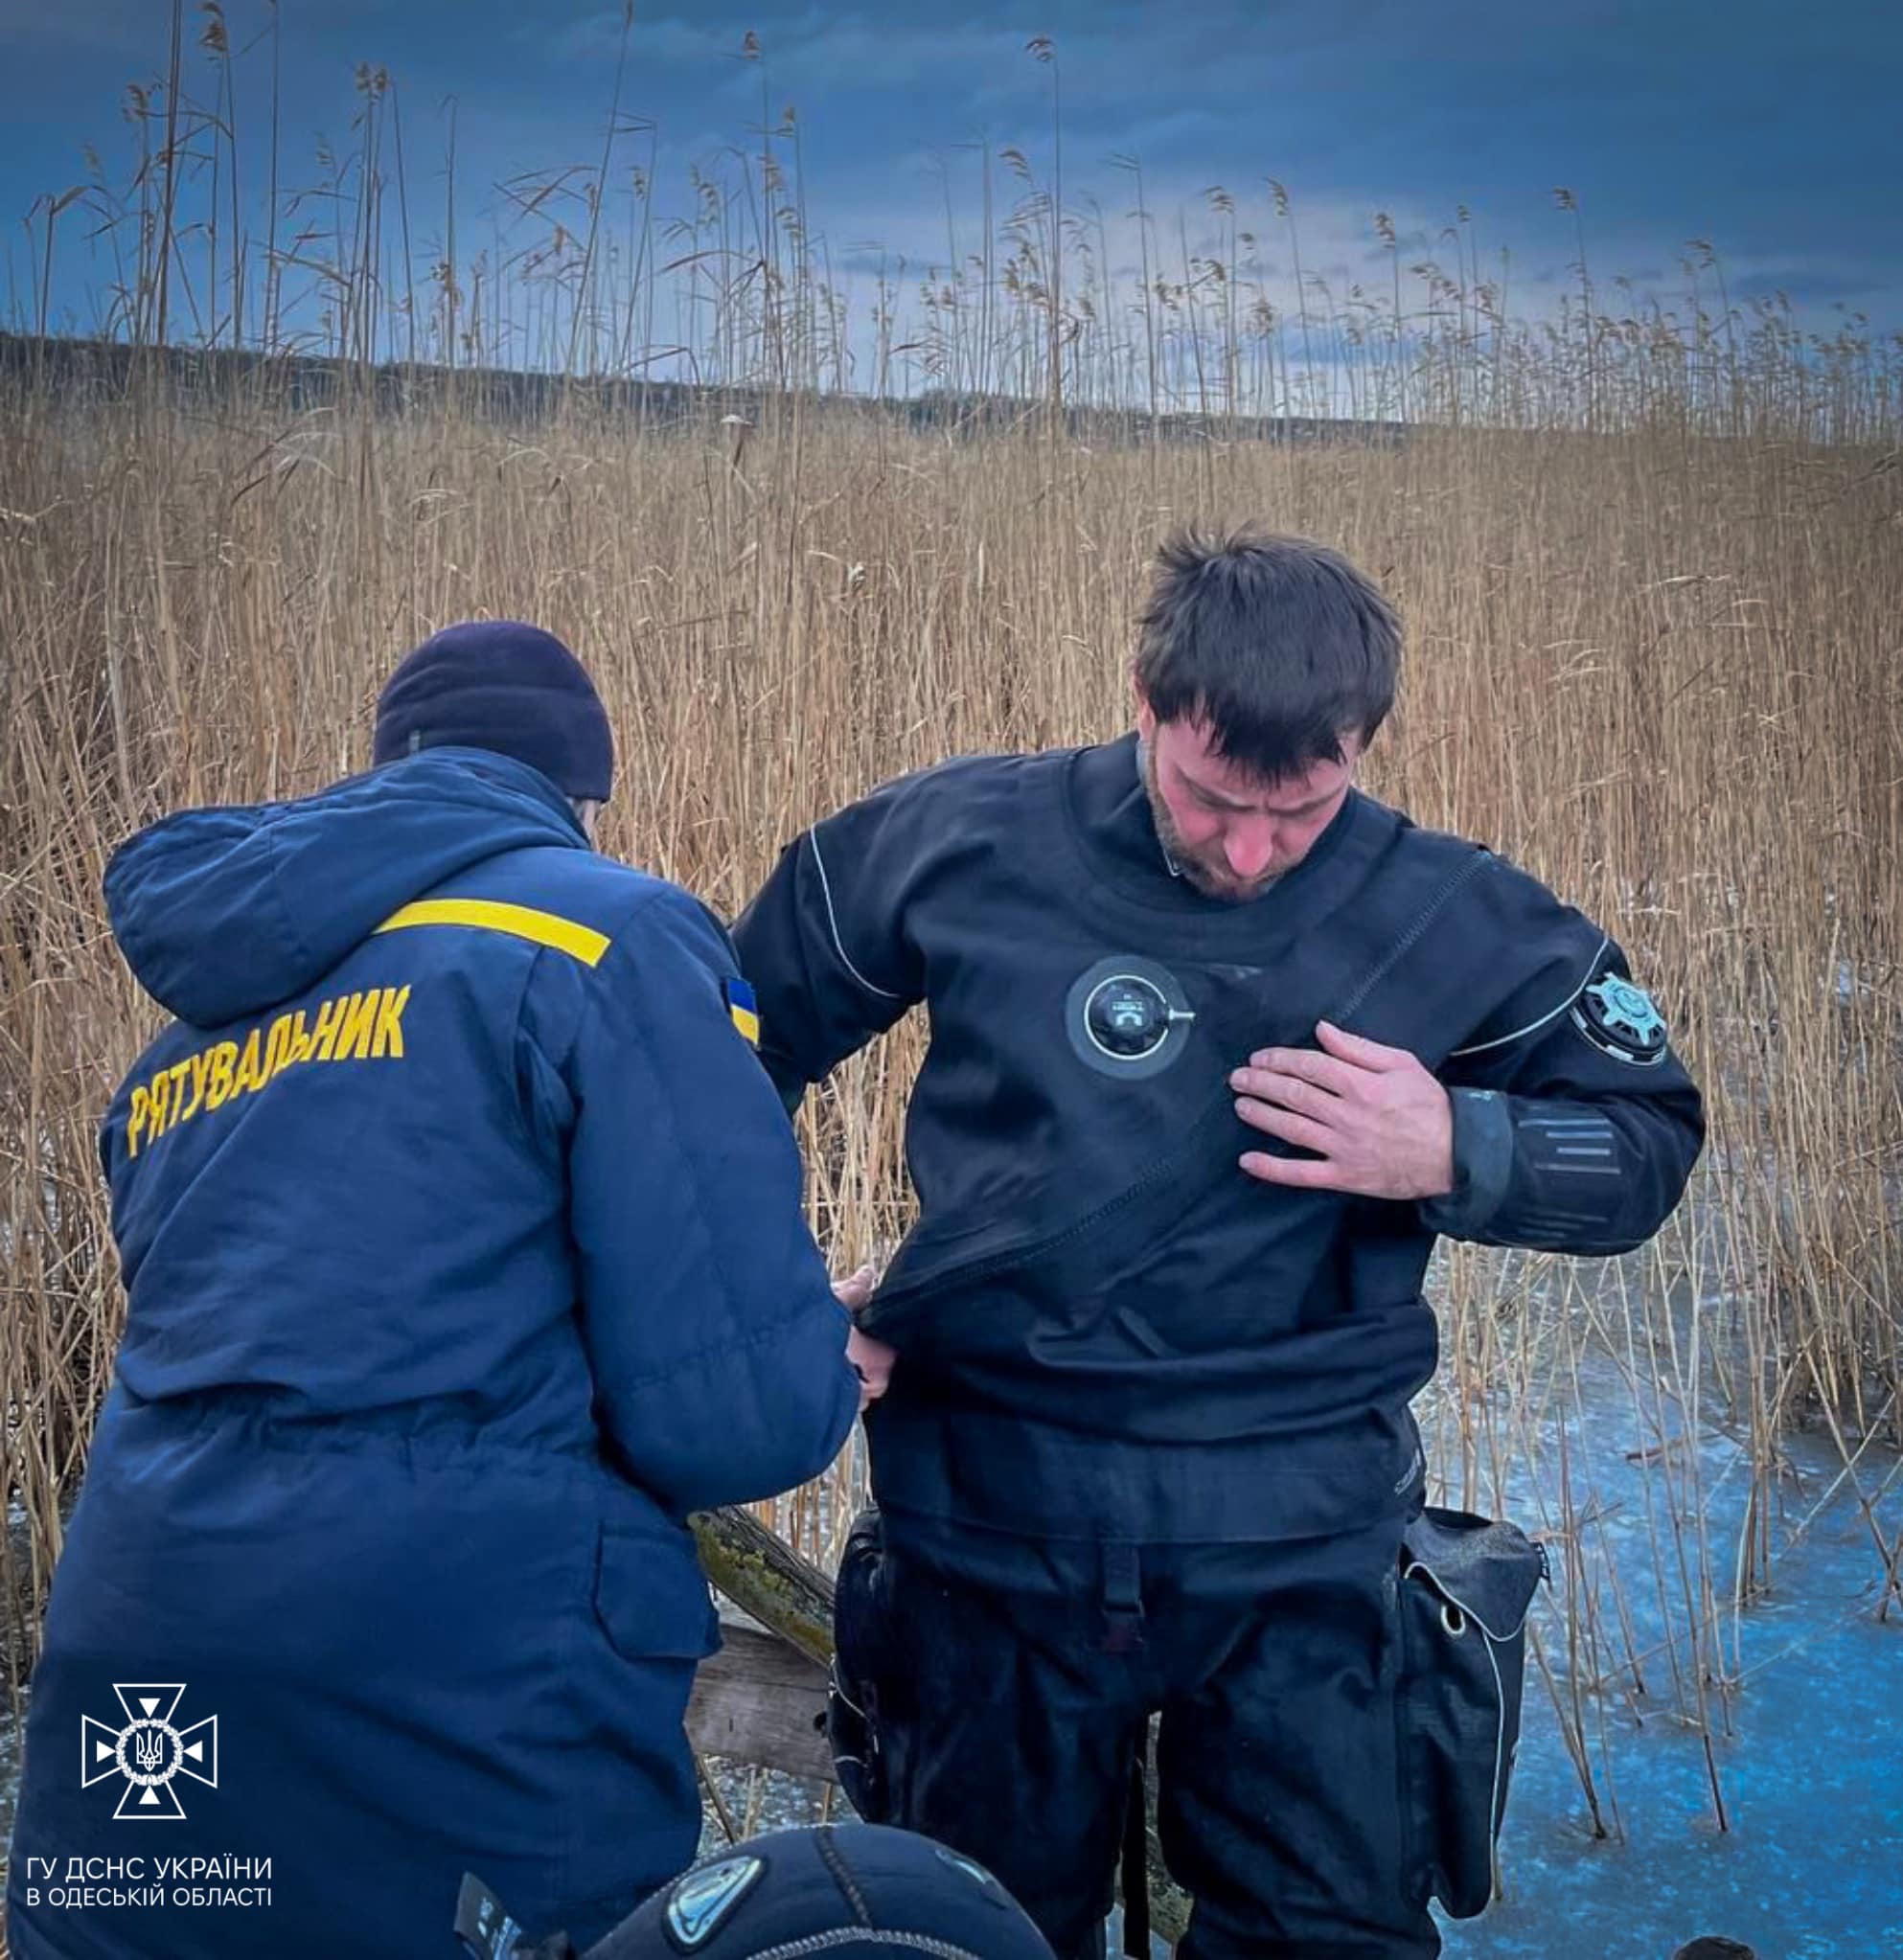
[3,0,1896,386]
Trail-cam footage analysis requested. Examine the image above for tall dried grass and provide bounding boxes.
[3,12,1901,1856]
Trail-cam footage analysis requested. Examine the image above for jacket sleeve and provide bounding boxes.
[1420,894,1706,1257]
[554,882,860,1513]
[729,774,932,1111]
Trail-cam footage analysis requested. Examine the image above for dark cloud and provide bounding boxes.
[3,0,1896,340]
[1733,268,1889,307]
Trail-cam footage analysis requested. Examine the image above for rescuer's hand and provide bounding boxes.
[832,1262,878,1313]
[834,1263,896,1411]
[846,1325,897,1412]
[1229,1020,1456,1200]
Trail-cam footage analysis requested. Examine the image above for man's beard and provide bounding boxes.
[1138,740,1284,904]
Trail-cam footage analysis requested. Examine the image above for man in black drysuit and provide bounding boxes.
[730,528,1705,1959]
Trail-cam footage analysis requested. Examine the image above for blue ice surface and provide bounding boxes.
[1436,1454,1903,1959]
[1424,1313,1903,1960]
[1443,1584,1903,1959]
[1100,1330,1903,1960]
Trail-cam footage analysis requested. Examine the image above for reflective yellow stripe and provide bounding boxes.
[375,899,611,968]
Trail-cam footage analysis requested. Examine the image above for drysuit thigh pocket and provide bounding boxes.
[828,1505,896,1822]
[1395,1505,1546,1919]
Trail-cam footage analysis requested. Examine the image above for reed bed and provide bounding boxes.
[3,7,1900,1855]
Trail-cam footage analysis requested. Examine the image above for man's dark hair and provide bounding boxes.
[1133,526,1401,781]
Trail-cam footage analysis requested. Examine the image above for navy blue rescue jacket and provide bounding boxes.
[8,749,859,1959]
[732,735,1704,1576]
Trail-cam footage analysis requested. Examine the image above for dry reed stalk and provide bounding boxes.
[5,399,1897,1738]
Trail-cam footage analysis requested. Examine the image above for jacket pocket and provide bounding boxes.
[827,1505,893,1822]
[1395,1506,1547,1918]
[591,1521,721,1665]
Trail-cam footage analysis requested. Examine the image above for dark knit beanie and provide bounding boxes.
[373,622,614,802]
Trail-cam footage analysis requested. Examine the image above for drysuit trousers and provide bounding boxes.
[832,1515,1440,1960]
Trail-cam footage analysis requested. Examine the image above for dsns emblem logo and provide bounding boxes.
[1571,973,1669,1066]
[81,1683,218,1820]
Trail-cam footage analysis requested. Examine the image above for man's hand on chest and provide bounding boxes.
[1229,1019,1456,1201]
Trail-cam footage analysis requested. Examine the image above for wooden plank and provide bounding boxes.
[690,1507,836,1664]
[687,1621,835,1785]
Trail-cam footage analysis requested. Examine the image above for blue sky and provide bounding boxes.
[3,0,1897,384]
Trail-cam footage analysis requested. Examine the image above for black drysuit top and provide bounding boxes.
[732,734,1705,1568]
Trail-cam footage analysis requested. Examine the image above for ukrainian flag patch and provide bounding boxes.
[723,977,761,1047]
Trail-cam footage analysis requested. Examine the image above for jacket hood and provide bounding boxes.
[105,748,587,1027]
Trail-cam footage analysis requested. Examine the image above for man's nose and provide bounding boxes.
[1225,817,1277,880]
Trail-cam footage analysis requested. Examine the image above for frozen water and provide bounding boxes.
[1446,1491,1903,1957]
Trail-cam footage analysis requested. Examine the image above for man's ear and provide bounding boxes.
[1132,674,1156,744]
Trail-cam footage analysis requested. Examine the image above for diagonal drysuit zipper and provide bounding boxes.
[863,851,1496,1327]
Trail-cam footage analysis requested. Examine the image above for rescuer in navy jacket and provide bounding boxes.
[732,531,1706,1960]
[7,624,875,1960]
